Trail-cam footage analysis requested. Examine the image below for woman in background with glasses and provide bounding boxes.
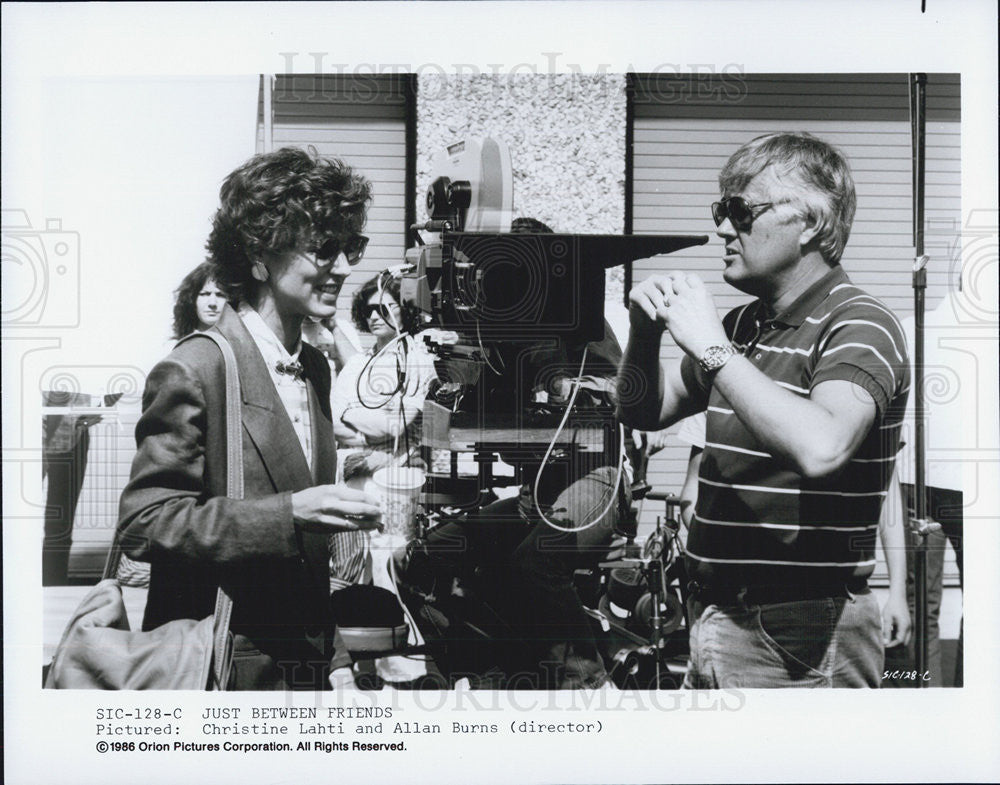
[329,272,436,585]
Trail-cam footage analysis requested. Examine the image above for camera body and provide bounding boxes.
[400,137,709,416]
[401,136,516,325]
[424,137,513,233]
[402,138,608,414]
[418,230,608,343]
[2,210,81,328]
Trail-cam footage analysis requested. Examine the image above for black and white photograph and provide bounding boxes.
[4,2,998,784]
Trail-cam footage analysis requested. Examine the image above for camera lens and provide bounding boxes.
[447,180,472,209]
[426,177,452,219]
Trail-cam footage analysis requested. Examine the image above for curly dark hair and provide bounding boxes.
[205,146,372,305]
[171,261,232,339]
[350,273,422,335]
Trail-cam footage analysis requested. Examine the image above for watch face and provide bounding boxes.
[700,344,734,372]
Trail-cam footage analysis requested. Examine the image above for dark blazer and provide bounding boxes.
[118,305,337,689]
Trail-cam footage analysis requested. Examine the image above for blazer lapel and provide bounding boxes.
[214,307,313,493]
[301,344,337,486]
[298,345,337,586]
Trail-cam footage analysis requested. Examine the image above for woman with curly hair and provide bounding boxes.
[117,147,381,690]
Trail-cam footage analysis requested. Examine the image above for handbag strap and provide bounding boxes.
[190,330,241,690]
[102,530,125,582]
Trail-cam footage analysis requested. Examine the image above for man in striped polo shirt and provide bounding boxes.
[617,132,909,688]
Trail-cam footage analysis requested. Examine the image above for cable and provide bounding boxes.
[400,377,412,465]
[355,334,407,409]
[353,331,423,467]
[359,274,421,407]
[476,319,505,376]
[376,270,404,335]
[532,346,627,534]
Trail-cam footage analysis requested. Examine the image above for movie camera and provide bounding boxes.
[384,140,705,686]
[399,136,708,417]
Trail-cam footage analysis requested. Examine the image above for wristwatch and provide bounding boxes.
[698,343,737,374]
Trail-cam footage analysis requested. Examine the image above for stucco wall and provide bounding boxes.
[416,74,627,302]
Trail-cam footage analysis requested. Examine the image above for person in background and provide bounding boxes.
[171,261,230,339]
[332,273,434,454]
[303,314,362,376]
[884,278,968,687]
[329,272,436,586]
[117,146,381,690]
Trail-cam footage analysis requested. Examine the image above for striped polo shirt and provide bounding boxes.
[686,265,910,587]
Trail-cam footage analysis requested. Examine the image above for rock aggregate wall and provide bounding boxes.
[416,74,627,303]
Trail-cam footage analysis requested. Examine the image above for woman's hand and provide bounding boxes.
[291,484,383,534]
[342,449,393,481]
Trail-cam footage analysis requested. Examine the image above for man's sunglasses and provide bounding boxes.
[711,197,775,232]
[313,234,369,265]
[365,303,397,322]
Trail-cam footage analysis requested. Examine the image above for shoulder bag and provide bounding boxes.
[44,332,243,690]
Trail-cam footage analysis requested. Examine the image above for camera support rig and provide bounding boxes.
[395,137,711,512]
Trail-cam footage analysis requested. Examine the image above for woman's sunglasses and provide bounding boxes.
[711,197,775,232]
[312,234,369,265]
[365,303,397,322]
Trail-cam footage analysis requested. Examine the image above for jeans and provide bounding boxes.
[404,465,622,688]
[683,588,883,689]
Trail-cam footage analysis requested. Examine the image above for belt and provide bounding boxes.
[688,578,869,607]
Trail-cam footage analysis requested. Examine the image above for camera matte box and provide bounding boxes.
[437,232,708,342]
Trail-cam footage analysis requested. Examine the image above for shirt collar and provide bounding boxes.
[759,265,850,327]
[237,304,302,364]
